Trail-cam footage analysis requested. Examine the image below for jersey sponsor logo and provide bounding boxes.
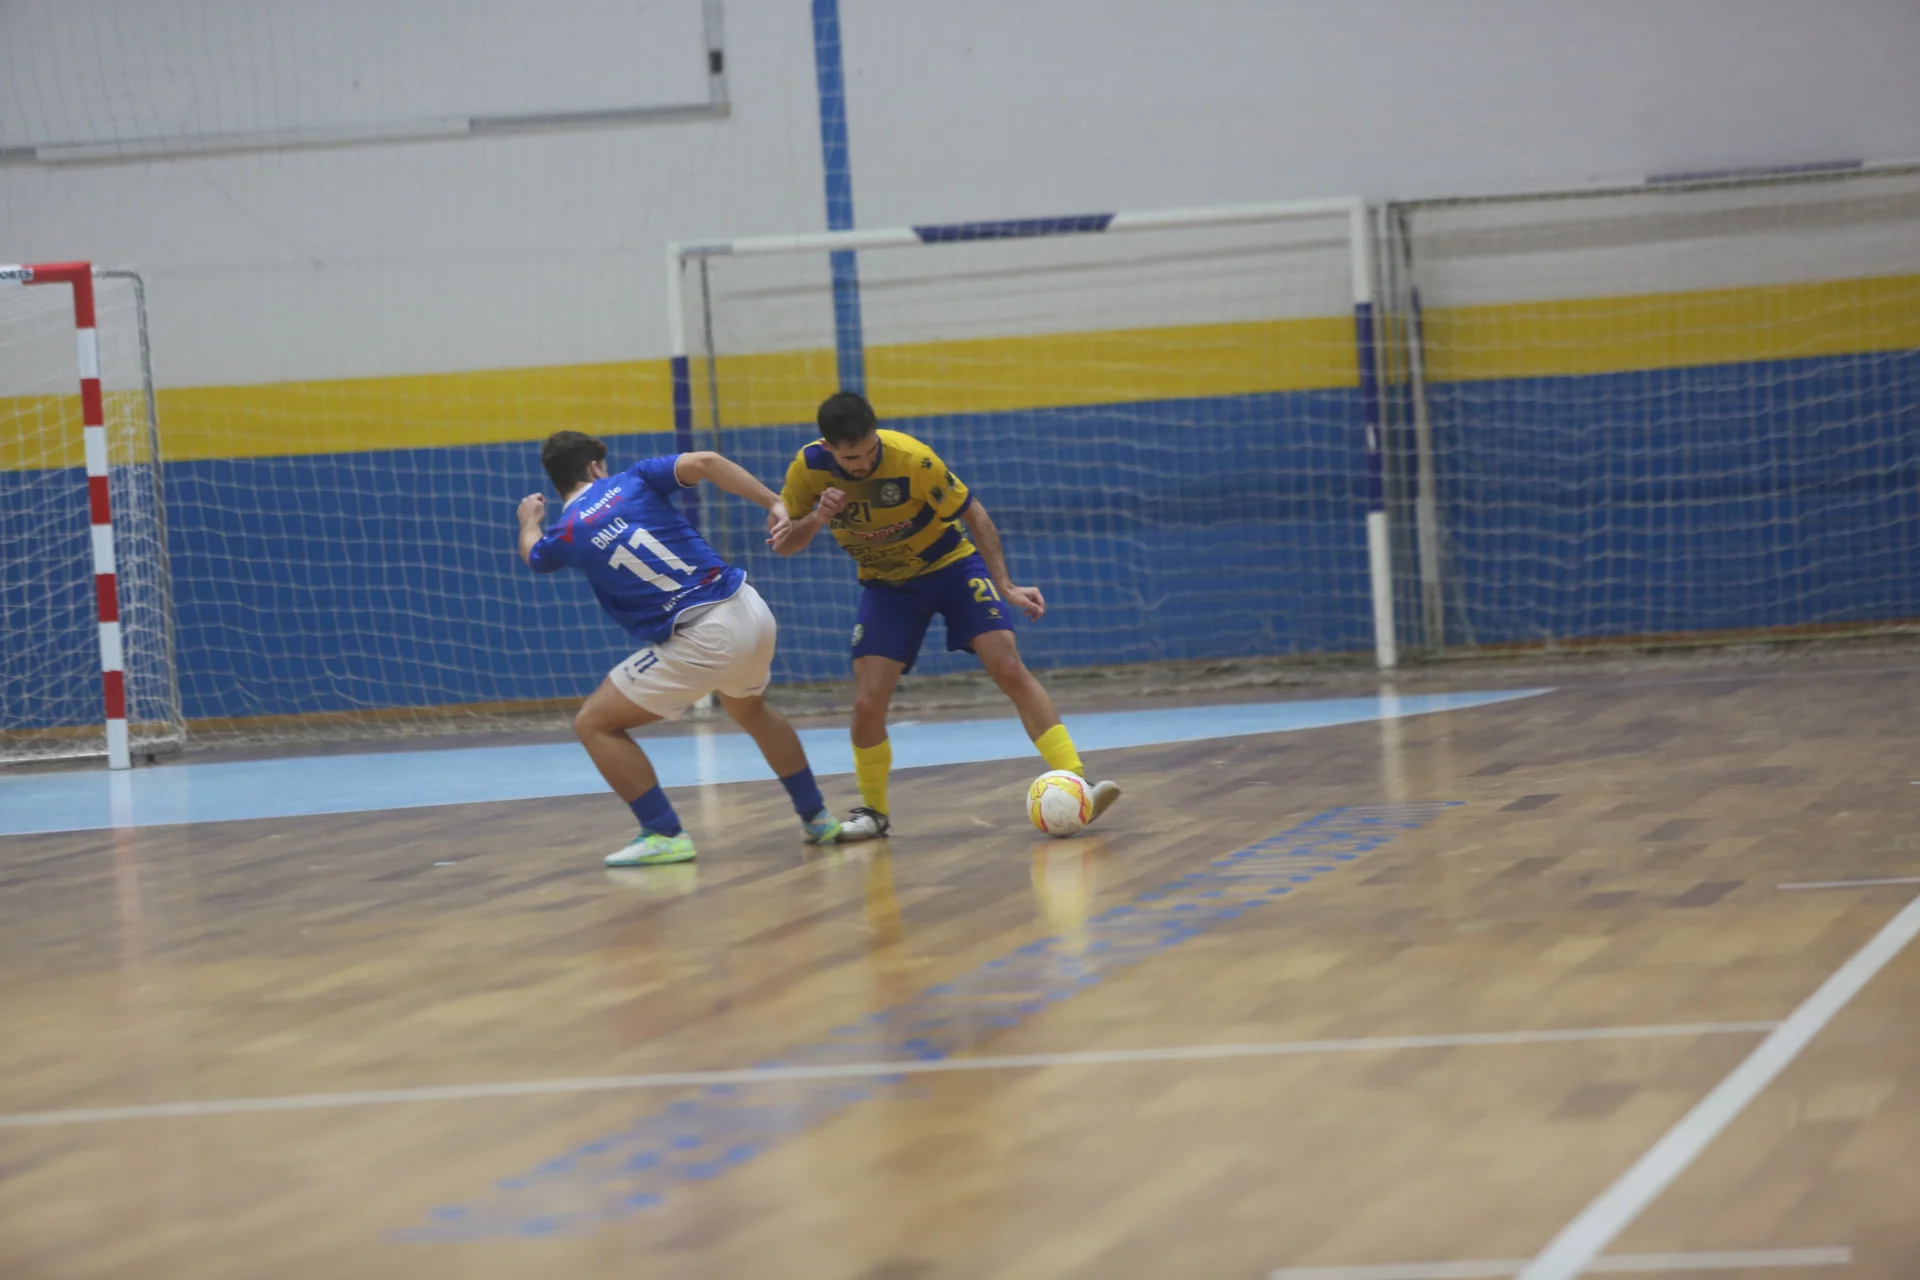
[575,485,624,521]
[874,481,906,507]
[847,541,907,569]
[852,519,914,540]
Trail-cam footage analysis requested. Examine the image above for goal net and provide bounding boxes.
[1384,166,1920,654]
[672,202,1392,686]
[0,267,181,764]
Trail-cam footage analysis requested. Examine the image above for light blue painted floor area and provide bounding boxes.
[5,689,1546,836]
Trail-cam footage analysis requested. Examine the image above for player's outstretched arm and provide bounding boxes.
[673,451,794,545]
[674,451,779,508]
[516,493,547,568]
[960,499,1045,621]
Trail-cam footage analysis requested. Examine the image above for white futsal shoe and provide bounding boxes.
[836,806,892,842]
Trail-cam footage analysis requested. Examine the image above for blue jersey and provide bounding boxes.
[527,454,743,644]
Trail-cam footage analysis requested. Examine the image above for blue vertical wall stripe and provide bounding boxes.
[828,252,865,394]
[668,353,700,529]
[810,0,865,394]
[1354,302,1384,514]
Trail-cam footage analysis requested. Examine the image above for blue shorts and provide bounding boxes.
[851,554,1016,672]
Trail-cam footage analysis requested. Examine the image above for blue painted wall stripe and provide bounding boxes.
[912,213,1116,243]
[828,250,866,394]
[810,0,865,394]
[396,802,1462,1240]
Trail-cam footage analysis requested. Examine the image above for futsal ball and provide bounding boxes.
[1027,769,1093,837]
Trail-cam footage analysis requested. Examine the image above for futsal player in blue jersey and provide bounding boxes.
[773,391,1120,841]
[518,431,842,866]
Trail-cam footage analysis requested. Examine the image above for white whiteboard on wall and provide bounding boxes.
[0,0,722,159]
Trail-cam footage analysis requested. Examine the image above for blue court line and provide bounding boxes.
[395,802,1463,1241]
[0,690,1542,837]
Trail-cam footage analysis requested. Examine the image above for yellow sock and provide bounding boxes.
[1034,724,1084,776]
[852,738,892,814]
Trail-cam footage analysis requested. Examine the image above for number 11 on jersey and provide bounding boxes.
[610,526,695,591]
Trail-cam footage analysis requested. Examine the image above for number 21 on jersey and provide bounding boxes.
[610,526,694,591]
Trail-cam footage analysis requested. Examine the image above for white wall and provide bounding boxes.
[1404,171,1920,305]
[841,0,1920,222]
[3,0,1918,388]
[0,0,714,149]
[1,0,828,386]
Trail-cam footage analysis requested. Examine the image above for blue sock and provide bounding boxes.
[629,785,682,837]
[779,766,825,820]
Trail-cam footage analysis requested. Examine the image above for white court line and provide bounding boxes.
[1779,876,1920,891]
[0,1022,1774,1130]
[1269,1247,1850,1279]
[1516,892,1920,1280]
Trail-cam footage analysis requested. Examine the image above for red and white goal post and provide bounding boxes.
[1,262,181,769]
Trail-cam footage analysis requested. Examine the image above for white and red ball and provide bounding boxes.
[1027,769,1093,837]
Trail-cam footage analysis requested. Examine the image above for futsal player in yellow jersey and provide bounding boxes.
[773,391,1120,840]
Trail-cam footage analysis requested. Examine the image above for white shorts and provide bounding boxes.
[608,584,777,721]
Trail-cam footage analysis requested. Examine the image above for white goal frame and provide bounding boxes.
[663,197,1398,672]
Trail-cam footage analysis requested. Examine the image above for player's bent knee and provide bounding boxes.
[978,648,1028,687]
[575,696,626,738]
[577,680,652,738]
[852,691,890,727]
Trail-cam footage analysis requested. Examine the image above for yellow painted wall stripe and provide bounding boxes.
[161,361,677,463]
[868,317,1357,418]
[1,363,674,471]
[1423,272,1920,382]
[688,316,1358,429]
[683,348,836,433]
[4,274,1918,470]
[3,317,1355,468]
[0,391,161,470]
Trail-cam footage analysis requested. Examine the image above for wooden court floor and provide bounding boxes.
[3,654,1919,1279]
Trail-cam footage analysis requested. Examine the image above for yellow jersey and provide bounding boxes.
[780,429,976,582]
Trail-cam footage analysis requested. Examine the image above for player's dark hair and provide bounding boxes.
[541,431,607,493]
[817,390,878,444]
